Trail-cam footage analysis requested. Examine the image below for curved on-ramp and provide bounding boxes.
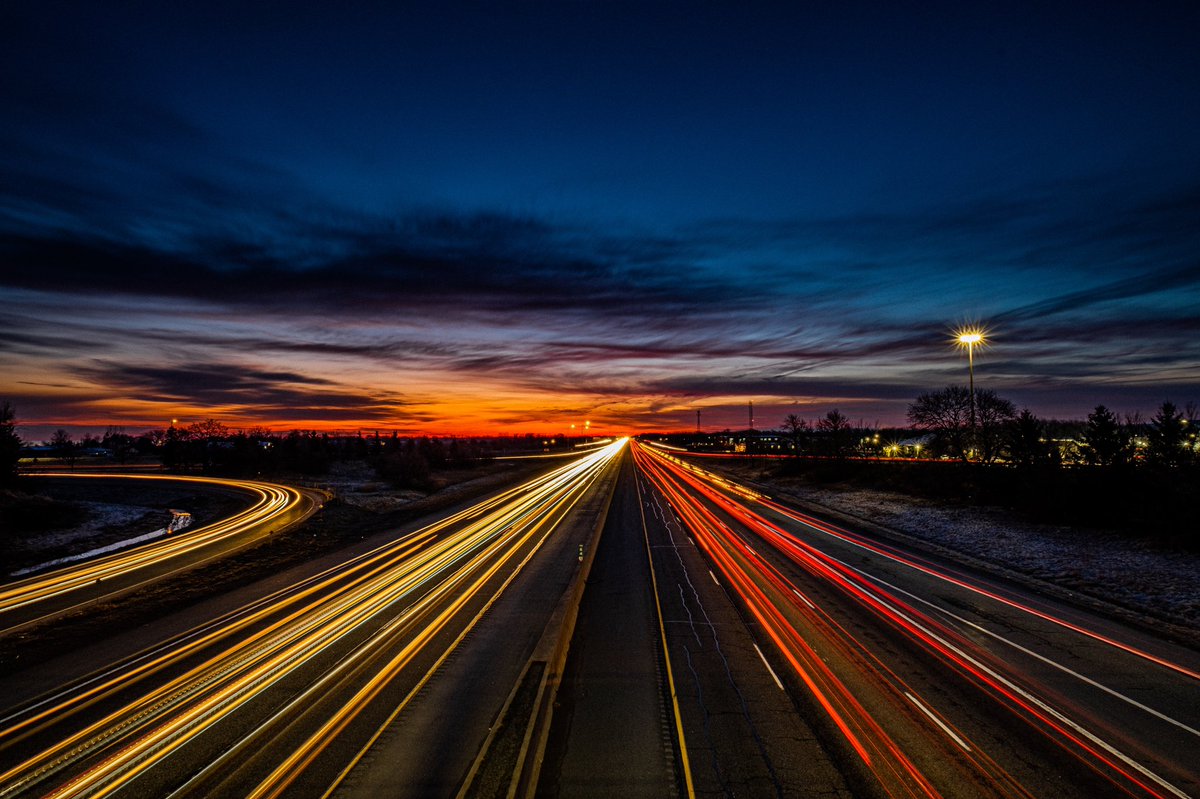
[1,473,317,630]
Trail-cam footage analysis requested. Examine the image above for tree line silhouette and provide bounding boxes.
[1,410,512,491]
[772,389,1196,468]
[763,389,1198,546]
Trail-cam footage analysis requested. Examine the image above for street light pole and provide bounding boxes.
[955,329,985,459]
[967,337,976,429]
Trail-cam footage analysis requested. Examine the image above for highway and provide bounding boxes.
[3,441,1196,798]
[0,474,316,632]
[0,440,625,799]
[539,452,853,798]
[631,440,1200,799]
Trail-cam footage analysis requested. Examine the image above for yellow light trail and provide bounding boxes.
[0,474,309,617]
[0,439,627,799]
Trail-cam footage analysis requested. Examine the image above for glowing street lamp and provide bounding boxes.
[954,327,987,455]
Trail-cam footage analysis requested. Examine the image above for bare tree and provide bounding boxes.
[781,413,809,455]
[0,401,21,485]
[188,419,230,441]
[908,386,1014,462]
[817,409,852,458]
[103,426,134,463]
[161,423,191,469]
[187,419,230,472]
[975,391,1017,463]
[908,386,971,461]
[50,428,77,468]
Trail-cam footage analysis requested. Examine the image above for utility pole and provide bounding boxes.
[748,400,756,455]
[696,409,701,433]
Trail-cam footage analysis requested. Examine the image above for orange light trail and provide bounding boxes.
[0,441,627,799]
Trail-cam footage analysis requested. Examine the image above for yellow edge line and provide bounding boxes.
[633,459,696,799]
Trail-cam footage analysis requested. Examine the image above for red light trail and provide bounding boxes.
[632,441,1194,799]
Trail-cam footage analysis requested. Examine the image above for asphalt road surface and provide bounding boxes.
[0,442,624,799]
[631,440,1200,799]
[541,449,855,798]
[3,440,1196,799]
[538,453,682,798]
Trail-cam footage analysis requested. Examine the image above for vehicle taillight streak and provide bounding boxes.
[632,441,1190,799]
[634,442,944,799]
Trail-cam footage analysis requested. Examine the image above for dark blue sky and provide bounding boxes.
[3,2,1199,436]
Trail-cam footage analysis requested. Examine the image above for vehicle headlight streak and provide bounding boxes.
[0,440,626,799]
[0,474,305,615]
[632,441,1191,799]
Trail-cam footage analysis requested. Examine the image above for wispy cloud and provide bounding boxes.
[3,166,1198,432]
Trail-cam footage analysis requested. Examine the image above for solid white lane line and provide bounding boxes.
[855,563,1200,741]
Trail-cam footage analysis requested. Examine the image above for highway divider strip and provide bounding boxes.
[455,453,621,799]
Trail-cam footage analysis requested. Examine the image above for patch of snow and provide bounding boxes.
[17,502,154,551]
[12,527,169,576]
[756,477,1200,632]
[10,509,193,577]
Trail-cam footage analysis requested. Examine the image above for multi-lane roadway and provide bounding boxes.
[1,440,1196,798]
[0,441,624,799]
[628,440,1199,799]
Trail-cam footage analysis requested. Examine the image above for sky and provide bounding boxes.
[2,2,1199,440]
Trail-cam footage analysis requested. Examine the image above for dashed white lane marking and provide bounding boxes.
[753,644,784,691]
[906,691,971,752]
[792,588,815,609]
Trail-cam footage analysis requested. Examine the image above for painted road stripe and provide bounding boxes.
[906,692,971,752]
[792,588,815,609]
[753,644,784,691]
